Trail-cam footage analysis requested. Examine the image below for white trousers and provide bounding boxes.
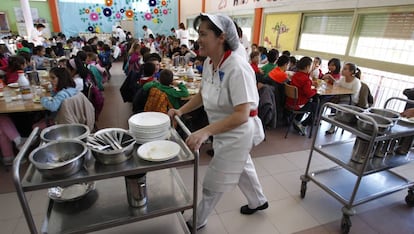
[191,156,267,229]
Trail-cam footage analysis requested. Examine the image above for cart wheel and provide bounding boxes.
[340,215,351,234]
[405,191,414,207]
[300,181,307,198]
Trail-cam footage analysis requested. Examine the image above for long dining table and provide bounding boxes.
[0,87,46,114]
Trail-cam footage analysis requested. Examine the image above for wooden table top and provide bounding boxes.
[0,87,46,114]
[316,84,354,96]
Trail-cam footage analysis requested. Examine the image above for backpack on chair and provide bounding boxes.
[144,88,172,114]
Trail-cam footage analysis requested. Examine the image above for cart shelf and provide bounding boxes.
[21,132,194,191]
[42,169,191,234]
[309,167,412,206]
[321,116,414,142]
[315,141,414,176]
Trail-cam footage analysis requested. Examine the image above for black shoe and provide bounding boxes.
[240,202,269,215]
[186,221,206,233]
[206,149,214,157]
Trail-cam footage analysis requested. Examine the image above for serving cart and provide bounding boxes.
[13,117,199,234]
[300,98,414,233]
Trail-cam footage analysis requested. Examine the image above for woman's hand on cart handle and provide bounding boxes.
[168,108,183,119]
[185,129,210,151]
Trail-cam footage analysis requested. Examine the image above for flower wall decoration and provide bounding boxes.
[61,0,176,36]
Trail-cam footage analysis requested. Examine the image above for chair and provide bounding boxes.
[144,88,172,114]
[284,83,314,138]
[55,93,96,131]
[356,82,374,109]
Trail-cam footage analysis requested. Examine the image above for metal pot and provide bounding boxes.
[351,137,371,163]
[367,108,400,124]
[89,129,136,164]
[29,140,88,178]
[41,124,90,143]
[125,173,147,207]
[356,113,393,135]
[335,104,364,123]
[374,140,390,158]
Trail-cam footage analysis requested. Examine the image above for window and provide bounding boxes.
[187,18,198,41]
[231,15,253,42]
[350,12,414,65]
[299,14,353,55]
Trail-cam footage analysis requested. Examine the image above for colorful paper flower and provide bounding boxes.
[153,8,159,14]
[115,12,121,19]
[96,8,101,13]
[163,9,168,15]
[125,10,134,18]
[161,1,167,6]
[105,0,113,7]
[120,9,125,13]
[85,9,90,14]
[152,18,158,23]
[149,0,156,7]
[103,8,112,17]
[95,26,100,33]
[90,12,99,21]
[144,13,152,20]
[88,26,94,32]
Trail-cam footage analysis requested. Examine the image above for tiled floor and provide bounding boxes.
[1,62,413,233]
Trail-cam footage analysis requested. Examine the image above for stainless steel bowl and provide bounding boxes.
[29,140,88,178]
[367,108,400,124]
[335,104,364,123]
[41,124,90,143]
[356,113,393,135]
[89,129,136,165]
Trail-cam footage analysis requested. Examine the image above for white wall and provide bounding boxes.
[180,0,202,24]
[202,0,414,14]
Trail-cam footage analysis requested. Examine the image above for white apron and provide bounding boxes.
[201,53,264,192]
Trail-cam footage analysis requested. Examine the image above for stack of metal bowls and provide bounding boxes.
[41,124,90,143]
[29,140,88,178]
[87,128,136,165]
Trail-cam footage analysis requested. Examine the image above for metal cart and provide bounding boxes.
[13,117,199,234]
[300,98,414,233]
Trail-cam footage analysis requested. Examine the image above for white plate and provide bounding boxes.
[138,140,180,162]
[7,83,19,88]
[399,117,414,124]
[128,112,170,128]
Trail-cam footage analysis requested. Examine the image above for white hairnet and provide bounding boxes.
[200,13,240,51]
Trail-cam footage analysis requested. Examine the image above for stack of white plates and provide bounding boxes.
[128,112,171,144]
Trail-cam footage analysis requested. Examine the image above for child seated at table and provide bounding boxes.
[5,55,26,84]
[143,69,189,109]
[31,46,49,70]
[138,62,156,86]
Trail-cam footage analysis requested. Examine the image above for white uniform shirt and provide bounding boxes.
[29,28,44,46]
[336,77,361,104]
[201,52,264,192]
[115,28,126,42]
[143,28,154,40]
[176,29,189,47]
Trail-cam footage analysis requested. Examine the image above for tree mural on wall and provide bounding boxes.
[264,21,289,49]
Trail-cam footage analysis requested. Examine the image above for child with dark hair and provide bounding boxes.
[261,49,279,78]
[5,55,26,84]
[143,69,189,108]
[86,52,105,90]
[322,58,341,84]
[32,45,49,70]
[249,51,263,75]
[40,67,77,112]
[288,56,297,72]
[268,55,289,84]
[287,56,318,135]
[138,62,156,85]
[144,53,162,78]
[98,44,112,78]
